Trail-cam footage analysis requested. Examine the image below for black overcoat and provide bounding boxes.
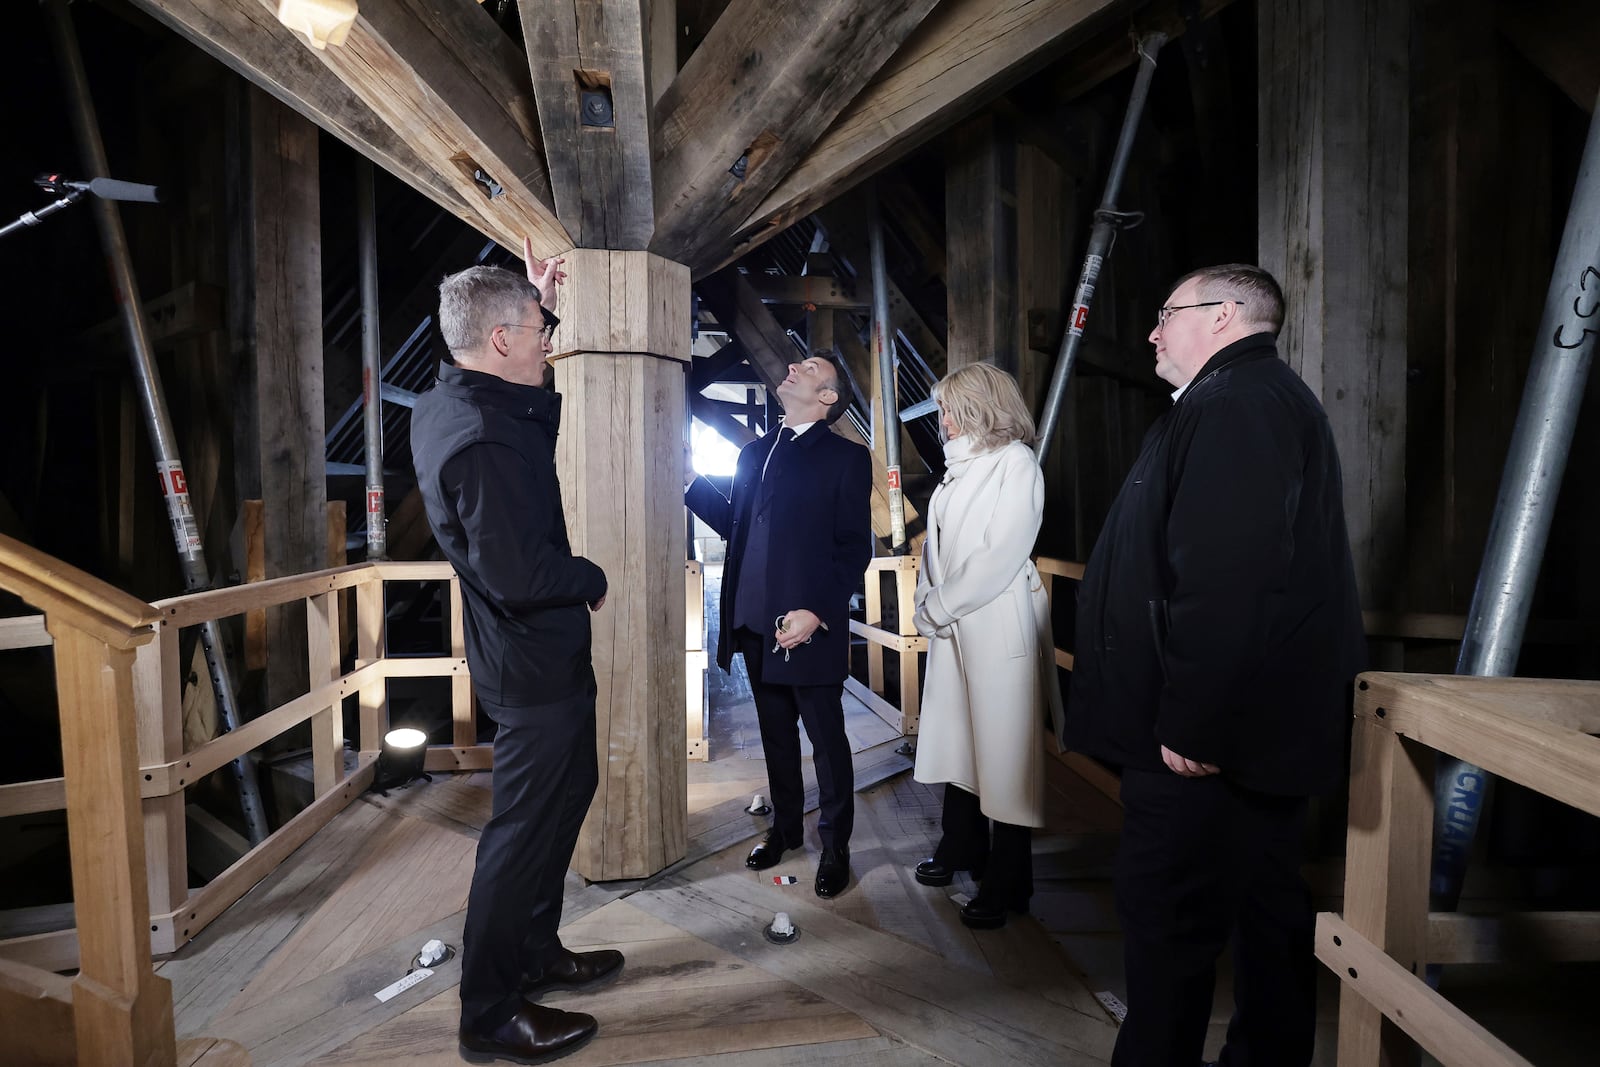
[688,424,873,687]
[1066,333,1366,796]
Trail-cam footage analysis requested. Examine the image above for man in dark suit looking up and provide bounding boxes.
[687,352,873,898]
[1067,264,1366,1066]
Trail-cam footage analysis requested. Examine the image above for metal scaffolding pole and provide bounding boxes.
[1035,32,1167,467]
[45,0,267,844]
[1429,88,1600,918]
[867,188,908,554]
[357,159,387,560]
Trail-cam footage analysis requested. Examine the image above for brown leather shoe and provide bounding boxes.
[459,1001,596,1064]
[519,947,625,1000]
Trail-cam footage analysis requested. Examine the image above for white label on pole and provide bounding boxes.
[155,460,202,559]
[365,486,385,546]
[1094,990,1129,1024]
[374,967,433,1003]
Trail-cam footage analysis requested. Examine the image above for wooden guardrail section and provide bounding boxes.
[0,534,176,1066]
[0,542,491,1064]
[849,555,926,735]
[1328,672,1600,1066]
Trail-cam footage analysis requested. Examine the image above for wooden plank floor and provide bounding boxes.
[156,566,1121,1065]
[158,727,1125,1064]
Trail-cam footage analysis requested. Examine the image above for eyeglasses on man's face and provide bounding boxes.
[1155,300,1242,327]
[501,322,557,340]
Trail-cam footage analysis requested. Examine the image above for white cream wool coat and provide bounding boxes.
[912,438,1064,828]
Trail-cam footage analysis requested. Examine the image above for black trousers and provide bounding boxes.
[1112,768,1315,1067]
[737,628,854,850]
[459,690,598,1031]
[933,782,1033,907]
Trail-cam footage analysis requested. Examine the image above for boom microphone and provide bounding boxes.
[34,172,161,203]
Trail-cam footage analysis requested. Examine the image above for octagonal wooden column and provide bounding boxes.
[551,249,690,880]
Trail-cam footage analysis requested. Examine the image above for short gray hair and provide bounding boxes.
[1172,263,1285,335]
[438,265,541,355]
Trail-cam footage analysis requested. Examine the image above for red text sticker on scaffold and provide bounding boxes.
[155,459,202,559]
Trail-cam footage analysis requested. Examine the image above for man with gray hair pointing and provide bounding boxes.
[413,242,619,1064]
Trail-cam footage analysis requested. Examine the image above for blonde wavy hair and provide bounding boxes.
[932,363,1037,450]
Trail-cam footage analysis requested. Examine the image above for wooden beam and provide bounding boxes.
[1495,0,1600,114]
[0,957,75,1067]
[1319,913,1532,1067]
[946,112,1019,374]
[520,0,654,248]
[693,268,802,390]
[135,0,567,255]
[814,197,949,376]
[71,281,223,356]
[647,0,678,105]
[650,0,941,270]
[744,274,866,310]
[128,0,494,239]
[230,90,329,711]
[1259,0,1408,611]
[1337,689,1435,1064]
[552,250,689,879]
[688,391,757,447]
[721,0,1132,268]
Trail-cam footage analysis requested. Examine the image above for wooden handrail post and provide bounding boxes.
[448,577,474,748]
[49,621,175,1067]
[356,575,387,753]
[307,591,346,796]
[1338,679,1433,1066]
[132,620,188,948]
[865,566,885,695]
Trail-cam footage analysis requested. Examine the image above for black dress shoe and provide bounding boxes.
[815,845,850,898]
[959,896,1028,930]
[459,1001,597,1064]
[746,830,793,870]
[519,947,625,1000]
[913,856,988,886]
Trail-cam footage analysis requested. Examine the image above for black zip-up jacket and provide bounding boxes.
[411,362,607,707]
[1065,332,1366,796]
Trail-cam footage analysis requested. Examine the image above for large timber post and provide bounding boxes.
[552,248,690,881]
[1258,0,1408,610]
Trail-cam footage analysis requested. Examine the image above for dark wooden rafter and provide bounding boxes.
[711,0,1134,272]
[694,269,800,390]
[689,336,754,391]
[712,0,1239,274]
[745,275,867,310]
[133,0,568,256]
[1494,0,1600,114]
[520,0,654,248]
[650,0,942,271]
[687,392,758,447]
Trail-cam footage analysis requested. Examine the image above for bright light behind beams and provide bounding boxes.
[691,420,741,478]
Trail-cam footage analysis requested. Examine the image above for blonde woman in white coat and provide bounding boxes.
[911,363,1062,930]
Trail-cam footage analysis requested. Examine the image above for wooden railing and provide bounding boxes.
[851,555,926,735]
[0,534,177,1065]
[0,559,484,978]
[1324,673,1600,1066]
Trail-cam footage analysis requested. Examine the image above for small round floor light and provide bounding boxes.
[373,727,431,795]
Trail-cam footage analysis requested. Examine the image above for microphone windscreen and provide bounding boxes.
[88,177,161,203]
